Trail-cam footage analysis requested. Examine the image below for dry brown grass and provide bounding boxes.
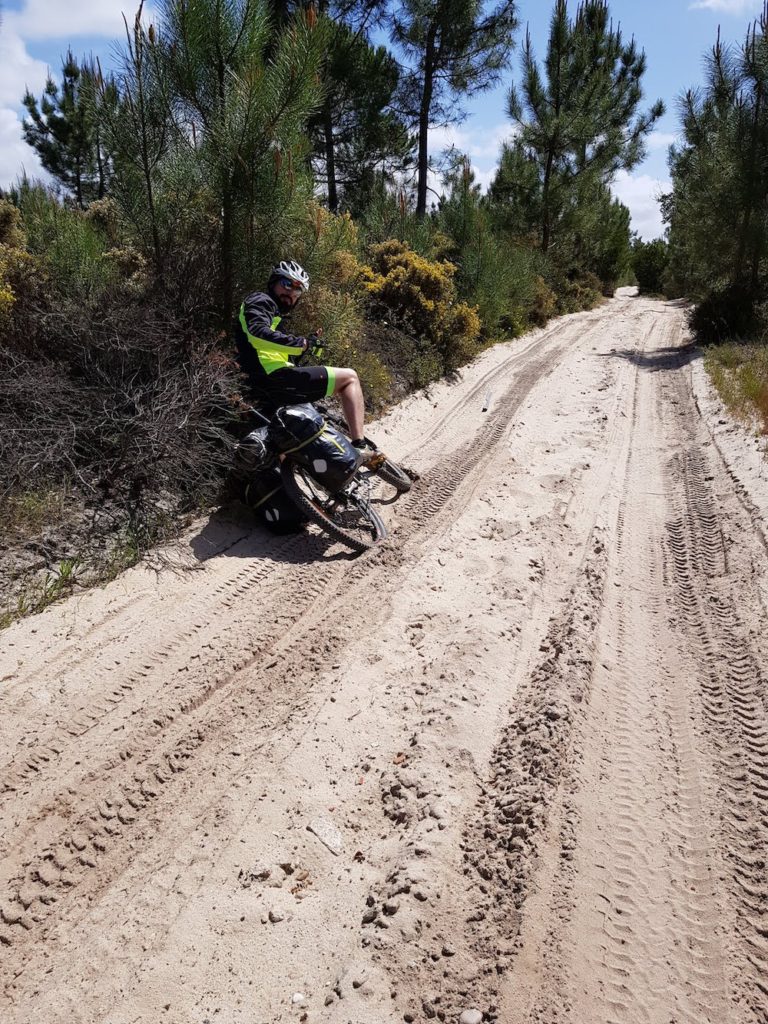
[705,342,768,434]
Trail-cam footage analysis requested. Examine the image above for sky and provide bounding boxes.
[0,0,766,238]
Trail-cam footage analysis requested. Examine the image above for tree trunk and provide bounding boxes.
[541,8,564,253]
[95,131,106,199]
[323,100,338,212]
[216,36,233,319]
[416,24,437,218]
[75,156,84,209]
[541,148,554,252]
[135,71,162,278]
[737,79,762,290]
[222,184,234,319]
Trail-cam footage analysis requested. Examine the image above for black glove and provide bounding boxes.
[306,333,324,358]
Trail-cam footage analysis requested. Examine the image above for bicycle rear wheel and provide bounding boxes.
[280,462,386,554]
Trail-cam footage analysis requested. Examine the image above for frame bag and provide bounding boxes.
[298,424,359,492]
[269,404,359,492]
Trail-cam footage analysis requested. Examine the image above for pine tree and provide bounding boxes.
[392,0,518,216]
[307,0,413,212]
[116,0,328,315]
[565,180,632,293]
[310,21,413,212]
[438,154,542,333]
[22,51,115,207]
[98,7,171,279]
[507,0,663,251]
[665,5,768,325]
[488,137,542,239]
[632,237,668,295]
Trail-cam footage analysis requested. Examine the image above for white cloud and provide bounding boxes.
[0,2,156,189]
[429,122,513,165]
[689,0,763,12]
[424,122,513,201]
[0,27,49,106]
[611,170,671,241]
[425,161,496,205]
[647,131,678,152]
[0,27,50,188]
[4,0,154,41]
[0,107,45,189]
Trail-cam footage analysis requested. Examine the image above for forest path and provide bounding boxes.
[2,290,766,1024]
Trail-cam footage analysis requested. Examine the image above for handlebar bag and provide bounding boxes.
[244,467,308,534]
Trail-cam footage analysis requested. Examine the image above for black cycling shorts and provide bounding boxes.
[259,365,334,406]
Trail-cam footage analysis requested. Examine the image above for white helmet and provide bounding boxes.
[269,259,310,293]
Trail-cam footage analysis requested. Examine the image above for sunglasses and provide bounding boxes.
[277,276,303,293]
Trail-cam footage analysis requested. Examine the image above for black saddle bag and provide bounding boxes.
[243,467,307,534]
[269,403,325,453]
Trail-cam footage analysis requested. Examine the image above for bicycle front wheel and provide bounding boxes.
[373,458,413,493]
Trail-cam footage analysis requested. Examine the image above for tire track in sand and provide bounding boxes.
[662,358,768,1021]
[0,303,617,806]
[0,324,577,960]
[456,305,757,1024]
[548,327,734,1024]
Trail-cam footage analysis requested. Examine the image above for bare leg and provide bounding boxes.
[331,367,365,441]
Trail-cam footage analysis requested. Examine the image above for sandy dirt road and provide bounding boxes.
[2,290,768,1024]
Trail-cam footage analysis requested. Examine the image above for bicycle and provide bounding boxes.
[232,397,412,555]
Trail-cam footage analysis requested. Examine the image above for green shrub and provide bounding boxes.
[556,274,603,315]
[632,238,668,295]
[408,347,443,389]
[358,183,438,257]
[689,283,758,344]
[705,341,768,433]
[0,198,26,248]
[361,240,481,379]
[528,275,557,326]
[353,348,392,411]
[437,157,543,338]
[287,203,365,355]
[0,487,68,540]
[13,181,118,304]
[458,236,542,338]
[0,198,40,321]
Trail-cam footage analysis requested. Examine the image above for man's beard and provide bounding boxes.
[269,285,297,314]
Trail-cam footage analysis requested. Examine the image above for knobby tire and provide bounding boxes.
[373,459,413,493]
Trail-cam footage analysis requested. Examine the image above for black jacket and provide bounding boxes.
[235,290,308,386]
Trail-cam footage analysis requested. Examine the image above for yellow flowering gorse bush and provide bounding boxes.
[361,240,481,371]
[0,200,38,321]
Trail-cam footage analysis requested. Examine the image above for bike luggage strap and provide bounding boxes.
[280,425,325,456]
[246,483,282,509]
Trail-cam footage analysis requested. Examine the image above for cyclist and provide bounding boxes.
[235,260,379,463]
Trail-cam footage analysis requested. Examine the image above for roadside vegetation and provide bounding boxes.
[663,4,768,434]
[0,0,663,624]
[631,238,668,297]
[705,344,768,434]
